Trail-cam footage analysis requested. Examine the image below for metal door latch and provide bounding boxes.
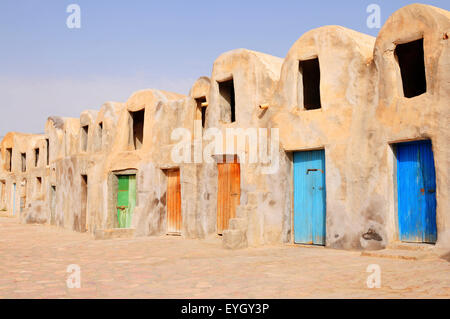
[307,169,324,174]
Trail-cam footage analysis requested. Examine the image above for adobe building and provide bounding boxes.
[0,4,448,251]
[0,132,49,222]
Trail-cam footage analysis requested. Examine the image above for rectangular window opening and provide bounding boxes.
[45,138,49,166]
[130,109,145,150]
[21,153,26,172]
[6,148,12,172]
[195,97,207,128]
[81,125,89,152]
[218,79,236,123]
[34,148,40,167]
[299,58,322,110]
[395,38,427,98]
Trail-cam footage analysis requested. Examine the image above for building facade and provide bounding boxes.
[1,4,449,251]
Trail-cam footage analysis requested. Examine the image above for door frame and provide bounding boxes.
[215,154,241,235]
[108,169,138,229]
[291,147,327,246]
[164,168,182,236]
[392,139,437,244]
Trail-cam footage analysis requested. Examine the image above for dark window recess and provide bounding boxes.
[195,97,207,128]
[130,109,145,150]
[81,125,89,152]
[6,148,12,172]
[218,79,236,123]
[98,122,103,149]
[45,138,49,165]
[21,153,26,172]
[300,58,322,110]
[395,39,427,98]
[34,148,39,167]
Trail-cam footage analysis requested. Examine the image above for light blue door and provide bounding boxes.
[294,150,326,245]
[397,140,437,243]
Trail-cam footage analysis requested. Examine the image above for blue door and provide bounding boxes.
[294,150,326,245]
[397,140,437,243]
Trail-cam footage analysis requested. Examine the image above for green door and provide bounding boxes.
[117,175,136,228]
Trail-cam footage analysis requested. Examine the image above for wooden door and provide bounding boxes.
[166,169,182,234]
[293,150,326,245]
[397,140,437,243]
[80,175,88,232]
[116,175,136,228]
[217,158,240,235]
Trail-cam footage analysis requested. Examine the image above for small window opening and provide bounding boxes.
[34,148,40,167]
[45,138,49,166]
[130,109,145,150]
[5,148,12,172]
[98,122,103,150]
[81,125,89,152]
[21,153,26,172]
[218,79,236,123]
[395,38,427,98]
[195,97,207,128]
[299,58,322,110]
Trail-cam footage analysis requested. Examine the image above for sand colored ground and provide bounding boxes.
[0,216,448,299]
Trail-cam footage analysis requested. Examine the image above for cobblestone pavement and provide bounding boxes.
[0,216,449,299]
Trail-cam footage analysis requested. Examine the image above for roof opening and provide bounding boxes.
[299,58,322,110]
[6,148,12,172]
[34,148,39,167]
[21,152,26,172]
[81,125,89,152]
[45,138,49,166]
[218,79,236,123]
[130,109,145,150]
[395,39,427,98]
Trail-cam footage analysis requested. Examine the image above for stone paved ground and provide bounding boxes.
[0,216,449,299]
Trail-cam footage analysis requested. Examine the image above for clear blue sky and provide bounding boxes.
[0,0,448,136]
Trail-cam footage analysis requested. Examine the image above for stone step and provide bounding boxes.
[361,249,436,261]
[94,228,135,240]
[222,229,247,250]
[387,242,435,251]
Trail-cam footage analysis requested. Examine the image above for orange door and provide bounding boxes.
[167,169,182,234]
[217,157,240,235]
